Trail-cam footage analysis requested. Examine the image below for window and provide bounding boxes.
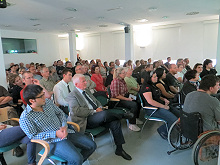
[1,38,37,54]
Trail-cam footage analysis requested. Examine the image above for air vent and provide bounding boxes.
[186,12,199,15]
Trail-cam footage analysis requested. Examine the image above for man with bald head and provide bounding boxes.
[166,64,183,94]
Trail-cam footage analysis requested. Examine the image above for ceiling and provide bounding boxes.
[0,0,219,35]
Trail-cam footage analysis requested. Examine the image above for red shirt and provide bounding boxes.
[91,74,106,91]
[20,85,27,106]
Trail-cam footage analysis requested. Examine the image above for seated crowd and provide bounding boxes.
[0,57,219,165]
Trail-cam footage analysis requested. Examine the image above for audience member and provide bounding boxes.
[109,61,115,69]
[200,59,217,78]
[91,65,107,92]
[29,66,42,80]
[115,59,120,68]
[134,60,141,69]
[141,64,153,84]
[56,60,65,78]
[184,58,192,71]
[164,57,171,68]
[140,72,178,139]
[193,63,203,81]
[110,67,141,132]
[175,64,184,83]
[183,75,220,131]
[66,74,132,160]
[147,58,152,64]
[39,67,55,94]
[20,84,96,165]
[105,67,115,87]
[48,66,60,83]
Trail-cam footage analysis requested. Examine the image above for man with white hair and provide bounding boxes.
[65,74,132,161]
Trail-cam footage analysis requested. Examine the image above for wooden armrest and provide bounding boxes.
[67,121,80,132]
[10,118,20,122]
[110,98,120,102]
[143,106,158,110]
[31,139,50,165]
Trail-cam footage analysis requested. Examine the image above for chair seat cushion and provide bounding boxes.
[0,143,20,152]
[86,126,106,136]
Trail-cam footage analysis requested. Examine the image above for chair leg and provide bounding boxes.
[47,158,57,165]
[140,119,149,138]
[0,153,7,165]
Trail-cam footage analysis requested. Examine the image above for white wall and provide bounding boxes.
[1,30,60,68]
[75,21,218,68]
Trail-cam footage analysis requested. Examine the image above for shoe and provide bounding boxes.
[128,124,140,132]
[115,149,132,160]
[122,112,134,119]
[136,118,143,125]
[13,146,24,157]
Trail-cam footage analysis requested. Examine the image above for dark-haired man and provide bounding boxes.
[200,59,217,78]
[20,84,96,165]
[183,75,220,131]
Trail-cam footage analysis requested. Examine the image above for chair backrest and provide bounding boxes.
[138,94,144,108]
[95,95,108,106]
[0,107,9,122]
[180,110,203,142]
[107,87,111,98]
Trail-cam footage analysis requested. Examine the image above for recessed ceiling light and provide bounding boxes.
[107,6,123,11]
[119,22,124,25]
[148,7,157,12]
[75,29,80,32]
[186,12,199,15]
[162,16,168,19]
[33,24,40,26]
[61,23,69,26]
[30,18,39,21]
[136,19,148,23]
[65,7,77,12]
[98,25,108,27]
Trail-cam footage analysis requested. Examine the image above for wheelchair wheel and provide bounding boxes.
[168,119,194,150]
[192,131,220,165]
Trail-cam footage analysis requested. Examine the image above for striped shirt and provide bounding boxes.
[19,99,74,143]
[110,77,128,98]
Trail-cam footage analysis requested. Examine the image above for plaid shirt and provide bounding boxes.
[110,78,128,98]
[19,99,75,143]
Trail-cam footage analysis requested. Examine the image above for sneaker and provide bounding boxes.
[13,146,24,157]
[136,118,143,125]
[129,124,140,132]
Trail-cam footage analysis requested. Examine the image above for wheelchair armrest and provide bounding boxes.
[67,121,80,132]
[143,106,158,110]
[31,139,50,165]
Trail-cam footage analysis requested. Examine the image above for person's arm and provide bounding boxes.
[143,92,169,109]
[33,79,52,98]
[116,95,133,101]
[156,83,174,98]
[0,96,13,105]
[169,86,178,94]
[141,78,145,84]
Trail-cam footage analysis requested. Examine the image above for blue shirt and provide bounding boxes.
[19,99,75,143]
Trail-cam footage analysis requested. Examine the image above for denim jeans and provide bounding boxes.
[0,126,36,164]
[145,108,178,137]
[49,132,96,165]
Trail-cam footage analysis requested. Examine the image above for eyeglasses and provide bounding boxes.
[35,93,45,99]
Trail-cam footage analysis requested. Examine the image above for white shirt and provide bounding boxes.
[53,80,74,106]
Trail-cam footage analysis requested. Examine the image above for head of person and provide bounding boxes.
[91,65,100,74]
[203,59,213,70]
[176,58,184,65]
[103,61,108,67]
[153,61,159,69]
[96,61,102,67]
[123,62,128,67]
[147,58,152,64]
[109,61,115,68]
[25,64,30,69]
[19,62,24,68]
[82,65,89,74]
[135,60,140,67]
[169,64,178,75]
[57,60,63,66]
[40,67,50,78]
[199,75,219,94]
[146,64,153,72]
[90,60,95,64]
[140,59,145,65]
[158,60,163,66]
[114,67,126,79]
[127,60,132,66]
[167,57,171,62]
[62,68,73,83]
[184,70,200,82]
[155,68,166,80]
[48,66,56,74]
[19,67,26,75]
[177,64,184,72]
[109,67,115,75]
[125,67,132,77]
[22,71,34,85]
[10,65,16,72]
[29,66,36,75]
[53,61,57,66]
[143,71,157,85]
[65,61,73,68]
[115,59,120,66]
[184,58,189,65]
[72,74,87,90]
[193,63,203,73]
[75,65,83,74]
[8,74,23,87]
[23,84,45,106]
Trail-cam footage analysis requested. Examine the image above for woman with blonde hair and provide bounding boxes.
[110,67,141,132]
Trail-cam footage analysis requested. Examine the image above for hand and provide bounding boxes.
[96,108,103,112]
[164,105,170,110]
[33,79,40,85]
[0,125,7,130]
[164,99,170,105]
[127,98,133,101]
[56,127,68,140]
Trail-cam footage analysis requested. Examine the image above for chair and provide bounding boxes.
[0,108,21,165]
[138,94,169,137]
[167,110,203,155]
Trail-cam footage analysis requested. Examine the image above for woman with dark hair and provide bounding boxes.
[155,68,175,99]
[200,59,217,78]
[193,63,203,81]
[140,72,177,139]
[91,65,107,92]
